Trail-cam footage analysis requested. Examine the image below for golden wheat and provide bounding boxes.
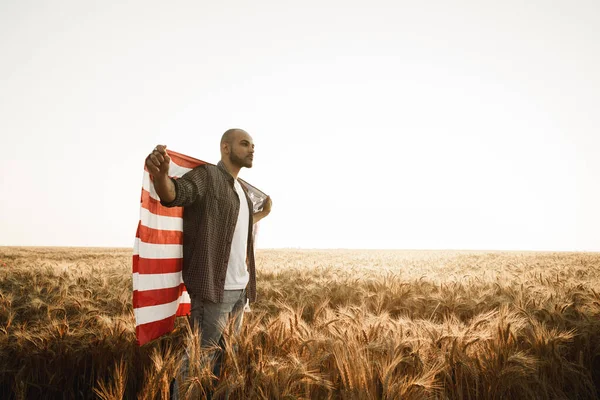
[0,247,599,399]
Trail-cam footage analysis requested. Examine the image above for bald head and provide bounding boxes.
[220,129,248,146]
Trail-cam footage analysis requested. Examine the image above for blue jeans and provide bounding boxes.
[171,289,246,400]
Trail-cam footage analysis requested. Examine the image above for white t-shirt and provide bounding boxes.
[224,179,250,290]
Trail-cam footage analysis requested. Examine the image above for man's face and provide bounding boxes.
[228,131,255,168]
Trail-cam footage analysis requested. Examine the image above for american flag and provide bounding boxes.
[132,150,267,345]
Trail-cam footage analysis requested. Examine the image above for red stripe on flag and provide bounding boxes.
[168,151,208,169]
[133,256,182,274]
[136,315,177,345]
[140,190,183,218]
[133,284,185,308]
[137,225,182,245]
[177,302,191,316]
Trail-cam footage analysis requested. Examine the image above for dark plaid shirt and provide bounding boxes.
[161,161,257,303]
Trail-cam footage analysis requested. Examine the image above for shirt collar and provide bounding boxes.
[217,160,236,184]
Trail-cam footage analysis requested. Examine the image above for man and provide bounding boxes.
[145,128,272,397]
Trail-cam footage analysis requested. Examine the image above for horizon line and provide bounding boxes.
[1,245,598,254]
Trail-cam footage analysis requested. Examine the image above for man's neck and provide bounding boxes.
[220,158,241,180]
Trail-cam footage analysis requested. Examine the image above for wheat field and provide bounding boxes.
[0,247,599,399]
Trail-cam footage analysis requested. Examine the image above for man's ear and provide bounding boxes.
[221,142,229,154]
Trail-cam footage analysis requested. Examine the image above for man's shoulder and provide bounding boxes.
[199,163,226,178]
[186,163,218,174]
[187,163,207,171]
[203,163,219,171]
[186,163,230,183]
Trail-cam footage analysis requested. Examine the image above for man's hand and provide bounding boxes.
[145,145,176,203]
[253,196,272,224]
[262,196,272,215]
[146,145,171,179]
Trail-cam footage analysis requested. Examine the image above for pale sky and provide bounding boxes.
[1,0,599,251]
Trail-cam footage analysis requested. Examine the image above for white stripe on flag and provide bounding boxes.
[137,240,182,259]
[180,290,190,304]
[132,271,183,291]
[134,298,180,325]
[168,162,192,178]
[139,209,183,232]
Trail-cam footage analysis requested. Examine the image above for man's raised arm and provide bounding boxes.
[145,145,176,203]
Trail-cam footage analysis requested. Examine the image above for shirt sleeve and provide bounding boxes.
[160,165,208,208]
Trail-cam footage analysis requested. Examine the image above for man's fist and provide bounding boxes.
[263,196,272,215]
[146,145,171,179]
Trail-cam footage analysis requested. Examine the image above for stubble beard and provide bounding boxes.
[229,151,252,169]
